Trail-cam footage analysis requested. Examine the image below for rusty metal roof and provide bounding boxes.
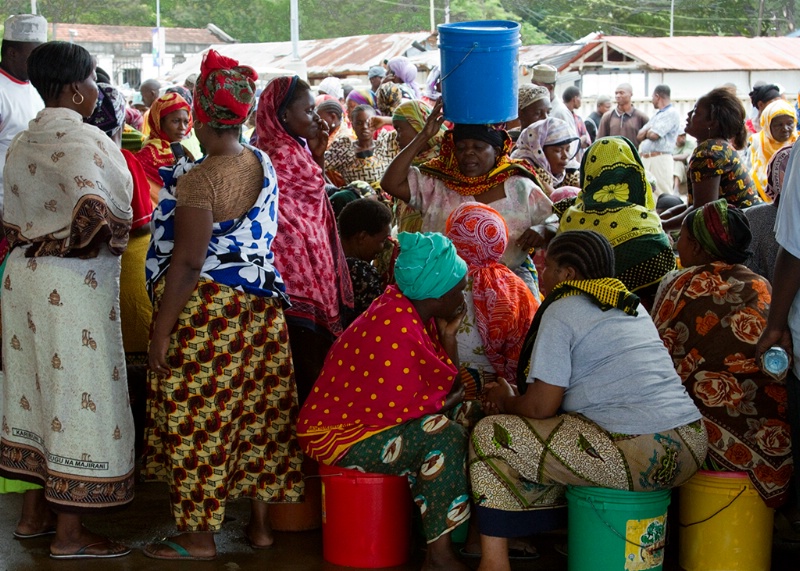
[167,31,435,82]
[567,35,800,72]
[49,23,232,45]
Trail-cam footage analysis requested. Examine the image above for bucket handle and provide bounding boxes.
[439,43,478,84]
[678,486,746,528]
[304,473,344,480]
[587,497,667,555]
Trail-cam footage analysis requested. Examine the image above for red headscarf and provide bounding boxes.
[193,49,257,129]
[445,203,539,380]
[134,92,192,184]
[255,76,353,336]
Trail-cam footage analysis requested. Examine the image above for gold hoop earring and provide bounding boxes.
[72,92,85,106]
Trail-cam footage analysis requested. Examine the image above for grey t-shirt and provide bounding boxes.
[527,294,701,434]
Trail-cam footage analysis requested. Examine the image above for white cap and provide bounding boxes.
[3,14,48,43]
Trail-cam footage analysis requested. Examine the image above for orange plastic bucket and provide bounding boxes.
[320,463,412,568]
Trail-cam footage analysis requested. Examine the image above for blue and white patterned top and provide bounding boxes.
[639,104,682,155]
[145,144,288,303]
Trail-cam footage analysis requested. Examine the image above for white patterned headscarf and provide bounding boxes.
[512,117,579,179]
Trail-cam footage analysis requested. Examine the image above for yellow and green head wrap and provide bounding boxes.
[394,232,467,300]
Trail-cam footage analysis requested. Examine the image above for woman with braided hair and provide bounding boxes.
[469,230,706,571]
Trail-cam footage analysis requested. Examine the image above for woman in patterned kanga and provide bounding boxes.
[298,232,476,571]
[470,231,706,571]
[143,50,303,561]
[653,199,791,508]
[0,41,134,560]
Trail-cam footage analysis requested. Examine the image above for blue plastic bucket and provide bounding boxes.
[438,20,520,124]
[566,486,671,571]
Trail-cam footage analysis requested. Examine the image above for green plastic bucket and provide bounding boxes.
[566,486,671,571]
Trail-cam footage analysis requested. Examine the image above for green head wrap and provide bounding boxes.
[394,232,467,300]
[687,198,752,264]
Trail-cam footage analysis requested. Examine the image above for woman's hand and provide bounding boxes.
[148,332,171,377]
[436,299,467,339]
[517,224,547,251]
[484,378,516,413]
[418,99,445,142]
[369,115,392,131]
[307,121,331,162]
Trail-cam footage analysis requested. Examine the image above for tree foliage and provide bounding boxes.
[2,0,797,44]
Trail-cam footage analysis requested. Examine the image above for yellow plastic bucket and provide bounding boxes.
[679,470,774,571]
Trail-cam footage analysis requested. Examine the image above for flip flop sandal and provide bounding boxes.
[143,539,216,561]
[49,540,131,560]
[13,528,56,540]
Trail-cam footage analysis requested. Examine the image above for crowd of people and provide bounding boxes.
[0,12,799,570]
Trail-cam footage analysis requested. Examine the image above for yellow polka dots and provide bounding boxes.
[355,387,362,392]
[314,386,320,393]
[378,377,385,384]
[362,331,367,337]
[403,408,409,413]
[389,401,395,407]
[342,413,347,419]
[392,343,399,350]
[337,360,343,366]
[372,315,377,321]
[365,407,371,413]
[355,348,360,355]
[401,327,408,333]
[375,336,381,342]
[406,307,412,313]
[371,394,377,400]
[423,395,429,400]
[324,409,330,414]
[396,385,403,391]
[420,359,426,365]
[396,417,403,423]
[311,404,317,410]
[403,368,410,374]
[434,369,440,374]
[410,350,415,357]
[369,354,375,360]
[396,307,403,313]
[344,382,349,388]
[349,365,355,372]
[384,360,391,367]
[378,413,384,419]
[343,343,349,349]
[363,371,369,377]
[384,319,391,325]
[334,396,340,402]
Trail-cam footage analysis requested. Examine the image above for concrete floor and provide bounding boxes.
[1,481,799,571]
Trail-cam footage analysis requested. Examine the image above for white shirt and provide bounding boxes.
[773,142,800,377]
[0,68,44,213]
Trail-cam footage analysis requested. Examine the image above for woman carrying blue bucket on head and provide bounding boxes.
[469,231,707,570]
[381,100,554,297]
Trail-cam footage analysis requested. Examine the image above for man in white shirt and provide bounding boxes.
[531,63,568,121]
[636,84,681,197]
[0,14,47,218]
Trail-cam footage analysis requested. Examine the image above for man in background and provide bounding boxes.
[672,130,696,194]
[585,94,612,142]
[0,14,47,218]
[637,84,681,196]
[597,83,648,142]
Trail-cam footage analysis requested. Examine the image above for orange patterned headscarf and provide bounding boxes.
[420,128,540,196]
[135,92,192,184]
[445,203,539,380]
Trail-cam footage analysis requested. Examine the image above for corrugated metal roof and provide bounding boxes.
[167,31,435,81]
[569,35,800,72]
[49,23,231,45]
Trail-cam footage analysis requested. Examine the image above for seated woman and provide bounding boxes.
[337,198,393,318]
[661,88,760,231]
[445,203,539,387]
[298,232,472,571]
[559,136,676,306]
[652,199,791,508]
[470,231,706,571]
[382,100,553,297]
[134,92,193,206]
[511,117,580,195]
[749,99,798,202]
[325,104,394,187]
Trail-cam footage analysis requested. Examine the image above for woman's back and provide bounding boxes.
[175,148,262,222]
[528,294,700,434]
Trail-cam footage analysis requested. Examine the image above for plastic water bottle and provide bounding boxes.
[761,347,790,380]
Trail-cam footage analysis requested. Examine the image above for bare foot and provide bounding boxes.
[143,532,216,560]
[246,500,274,549]
[424,534,470,571]
[14,489,56,538]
